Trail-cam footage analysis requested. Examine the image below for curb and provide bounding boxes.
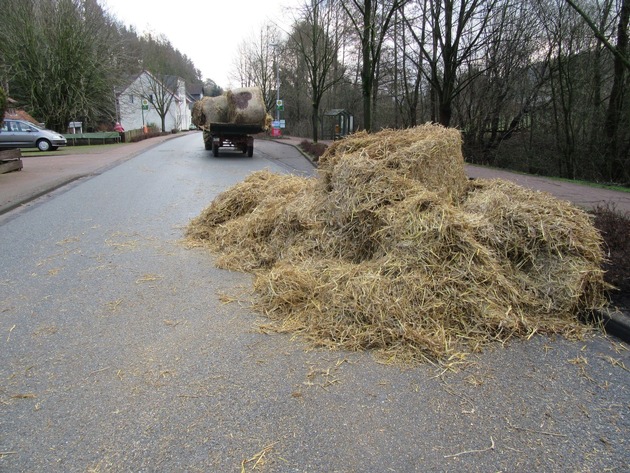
[600,309,630,343]
[269,138,319,166]
[0,175,88,216]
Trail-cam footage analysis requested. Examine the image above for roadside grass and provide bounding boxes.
[553,176,630,193]
[20,143,126,157]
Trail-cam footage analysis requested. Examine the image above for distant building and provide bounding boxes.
[116,71,195,132]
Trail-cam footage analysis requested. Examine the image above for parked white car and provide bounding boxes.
[0,119,67,151]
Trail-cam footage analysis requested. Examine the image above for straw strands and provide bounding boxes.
[192,94,228,126]
[226,87,268,125]
[186,124,608,364]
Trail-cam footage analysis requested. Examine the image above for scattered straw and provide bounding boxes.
[11,393,36,399]
[444,436,495,458]
[186,124,608,364]
[135,274,162,284]
[241,442,277,472]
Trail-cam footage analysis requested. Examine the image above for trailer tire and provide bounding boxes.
[247,145,254,157]
[213,144,219,157]
[204,140,212,150]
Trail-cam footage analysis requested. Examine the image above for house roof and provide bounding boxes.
[187,83,203,97]
[115,70,194,103]
[4,108,40,125]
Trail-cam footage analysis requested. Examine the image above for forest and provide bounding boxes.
[1,0,628,185]
[0,0,204,133]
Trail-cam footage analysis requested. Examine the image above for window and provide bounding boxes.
[129,95,134,104]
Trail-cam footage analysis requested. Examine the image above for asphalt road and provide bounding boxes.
[1,134,628,472]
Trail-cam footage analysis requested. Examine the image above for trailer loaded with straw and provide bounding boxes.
[191,87,271,157]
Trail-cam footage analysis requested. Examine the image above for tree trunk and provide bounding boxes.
[362,0,373,131]
[312,102,319,143]
[605,0,629,182]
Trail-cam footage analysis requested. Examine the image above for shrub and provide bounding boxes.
[592,203,630,303]
[299,140,328,162]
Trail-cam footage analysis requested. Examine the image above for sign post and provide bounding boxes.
[142,99,149,133]
[274,100,284,136]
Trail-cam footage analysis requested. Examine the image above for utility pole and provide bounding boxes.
[270,42,281,136]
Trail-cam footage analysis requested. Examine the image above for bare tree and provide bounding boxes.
[128,71,179,132]
[290,0,346,142]
[395,1,428,127]
[232,24,283,112]
[341,0,409,131]
[454,0,547,165]
[566,0,629,182]
[407,0,500,127]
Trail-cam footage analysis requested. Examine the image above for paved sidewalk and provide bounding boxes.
[0,133,182,215]
[466,164,630,213]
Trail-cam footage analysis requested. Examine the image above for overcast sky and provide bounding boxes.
[101,0,300,89]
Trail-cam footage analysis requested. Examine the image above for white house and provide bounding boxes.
[116,71,194,132]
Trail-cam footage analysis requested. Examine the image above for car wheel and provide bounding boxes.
[37,139,52,152]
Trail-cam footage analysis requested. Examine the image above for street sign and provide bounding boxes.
[142,99,149,111]
[276,99,284,111]
[272,120,280,128]
[279,120,286,129]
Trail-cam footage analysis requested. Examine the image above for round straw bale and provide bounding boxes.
[192,95,229,127]
[227,87,268,126]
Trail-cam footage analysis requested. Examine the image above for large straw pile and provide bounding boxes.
[187,124,608,363]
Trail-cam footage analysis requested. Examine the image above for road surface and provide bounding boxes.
[1,134,628,472]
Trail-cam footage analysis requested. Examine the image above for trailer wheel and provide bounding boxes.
[204,140,212,150]
[213,144,219,157]
[247,145,254,157]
